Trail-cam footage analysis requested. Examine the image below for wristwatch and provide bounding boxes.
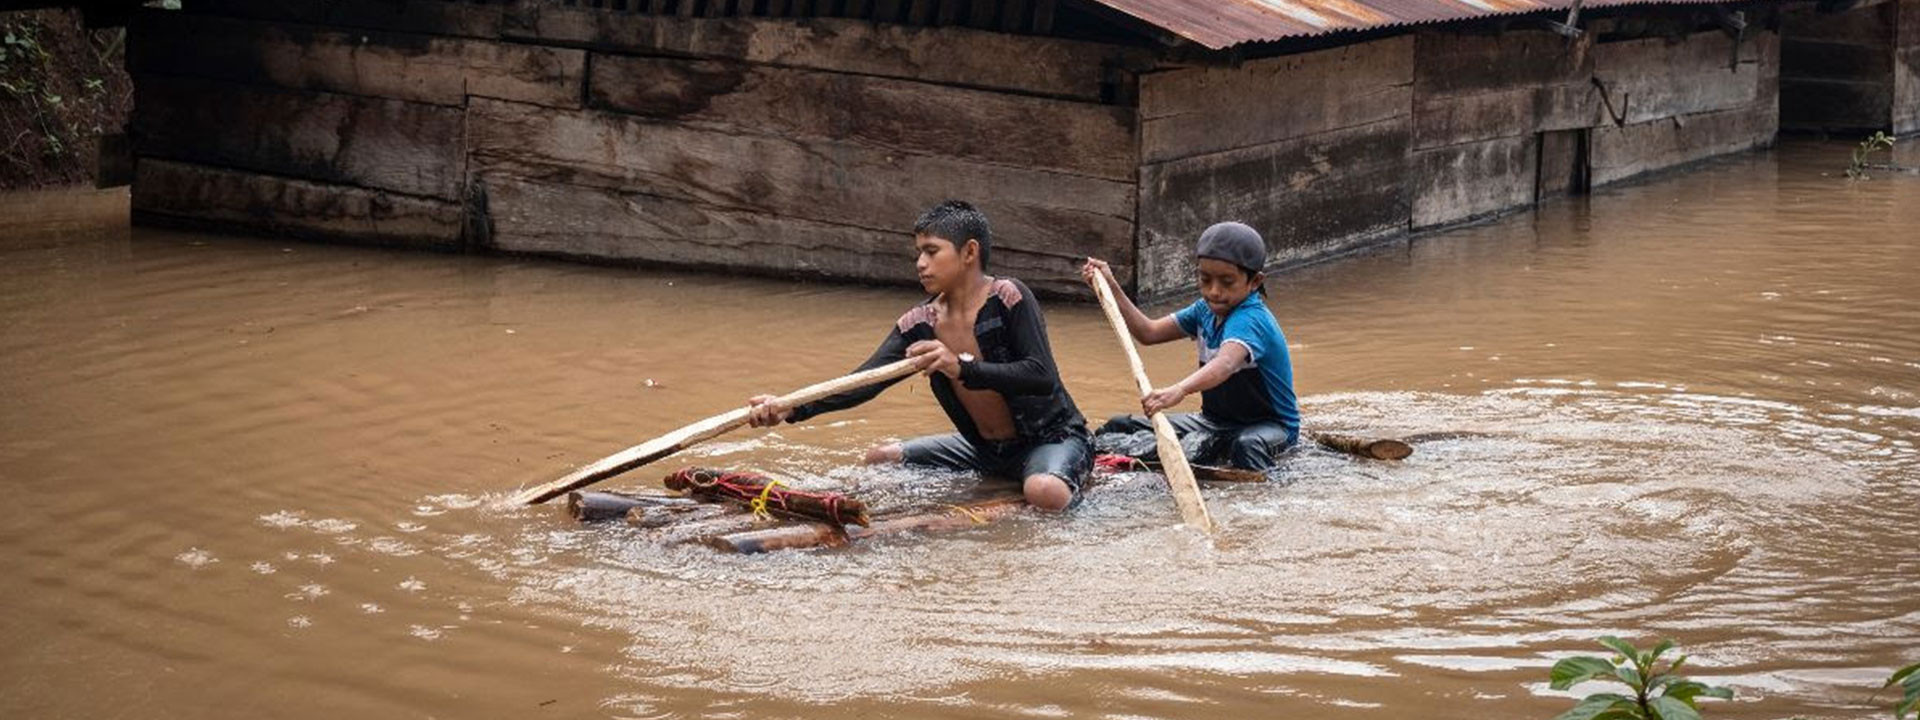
[957,352,976,378]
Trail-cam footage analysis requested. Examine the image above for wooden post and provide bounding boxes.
[508,357,921,505]
[1312,432,1414,460]
[565,489,698,522]
[1088,276,1217,533]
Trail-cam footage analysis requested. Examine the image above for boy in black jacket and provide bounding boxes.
[747,201,1092,511]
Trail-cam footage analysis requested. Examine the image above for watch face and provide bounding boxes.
[959,353,976,363]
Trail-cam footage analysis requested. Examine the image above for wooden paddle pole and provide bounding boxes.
[1088,276,1217,534]
[508,358,920,505]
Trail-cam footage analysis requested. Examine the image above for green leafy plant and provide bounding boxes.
[1847,132,1897,180]
[1889,661,1920,720]
[1548,637,1732,720]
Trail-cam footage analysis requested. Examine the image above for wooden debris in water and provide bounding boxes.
[1312,432,1414,460]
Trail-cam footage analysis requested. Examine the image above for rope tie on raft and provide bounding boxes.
[675,468,858,526]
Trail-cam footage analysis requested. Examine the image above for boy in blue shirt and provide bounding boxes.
[1082,221,1299,471]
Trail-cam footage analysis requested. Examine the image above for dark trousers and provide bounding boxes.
[1097,413,1294,472]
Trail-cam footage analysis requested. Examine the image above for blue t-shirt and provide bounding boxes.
[1173,293,1300,440]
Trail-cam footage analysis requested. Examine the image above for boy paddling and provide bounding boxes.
[746,201,1093,511]
[1083,221,1300,472]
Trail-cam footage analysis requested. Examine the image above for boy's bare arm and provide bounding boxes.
[1142,342,1250,415]
[1081,258,1184,345]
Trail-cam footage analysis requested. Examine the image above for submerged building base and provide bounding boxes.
[125,1,1801,300]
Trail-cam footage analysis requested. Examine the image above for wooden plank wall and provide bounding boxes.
[1780,0,1898,132]
[1897,0,1920,134]
[1134,24,1782,299]
[127,0,1139,295]
[1134,37,1415,297]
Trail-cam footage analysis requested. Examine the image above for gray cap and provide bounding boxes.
[1195,222,1265,273]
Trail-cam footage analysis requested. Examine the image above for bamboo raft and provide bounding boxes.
[564,431,1417,554]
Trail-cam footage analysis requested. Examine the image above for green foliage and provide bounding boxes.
[1889,662,1920,720]
[1846,132,1897,180]
[1548,637,1732,720]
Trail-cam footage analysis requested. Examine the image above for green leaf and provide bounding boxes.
[1599,636,1640,661]
[1552,657,1621,690]
[1553,694,1638,720]
[1648,639,1676,664]
[1897,694,1917,720]
[1664,680,1730,705]
[1648,695,1703,720]
[1891,662,1920,689]
[1613,663,1643,689]
[1668,654,1688,675]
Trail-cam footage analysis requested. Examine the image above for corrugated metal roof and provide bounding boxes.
[1086,0,1735,49]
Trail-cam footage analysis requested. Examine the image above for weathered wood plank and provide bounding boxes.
[174,0,506,39]
[133,160,465,249]
[480,174,1115,296]
[586,53,1136,179]
[467,99,1135,263]
[1410,134,1537,229]
[1536,128,1588,201]
[1411,30,1596,149]
[131,12,585,108]
[1897,0,1920,134]
[1590,103,1776,186]
[1592,31,1764,126]
[1140,35,1412,163]
[1415,29,1592,97]
[506,5,1147,101]
[134,75,466,201]
[1135,118,1411,299]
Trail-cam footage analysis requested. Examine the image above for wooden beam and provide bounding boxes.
[510,6,1148,102]
[172,0,506,39]
[134,75,467,200]
[1140,35,1412,164]
[1136,119,1411,299]
[476,174,1117,297]
[132,160,465,249]
[131,12,586,109]
[468,99,1135,263]
[585,54,1137,180]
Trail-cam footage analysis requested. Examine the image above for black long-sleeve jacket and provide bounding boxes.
[787,277,1089,445]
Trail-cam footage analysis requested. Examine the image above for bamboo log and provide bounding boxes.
[1087,276,1216,533]
[564,489,698,522]
[508,357,920,505]
[709,493,1030,554]
[1312,432,1414,461]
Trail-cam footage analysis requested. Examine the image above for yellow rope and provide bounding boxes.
[947,504,988,525]
[749,479,788,521]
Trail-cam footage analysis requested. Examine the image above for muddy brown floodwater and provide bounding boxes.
[2,139,1917,719]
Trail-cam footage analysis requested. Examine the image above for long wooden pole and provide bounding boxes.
[1088,277,1217,533]
[508,358,921,505]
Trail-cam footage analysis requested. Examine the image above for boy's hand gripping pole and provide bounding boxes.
[1088,275,1218,534]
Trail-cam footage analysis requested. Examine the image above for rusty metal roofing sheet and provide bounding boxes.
[1086,0,1734,49]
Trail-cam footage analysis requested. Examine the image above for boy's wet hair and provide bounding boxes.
[914,200,991,271]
